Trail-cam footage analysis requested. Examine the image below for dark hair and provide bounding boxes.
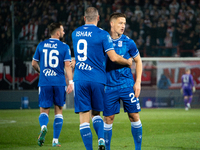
[109,12,126,22]
[48,22,62,35]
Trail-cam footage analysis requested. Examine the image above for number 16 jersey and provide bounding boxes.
[33,38,71,86]
[72,24,114,84]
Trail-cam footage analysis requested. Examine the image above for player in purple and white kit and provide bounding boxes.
[181,68,196,110]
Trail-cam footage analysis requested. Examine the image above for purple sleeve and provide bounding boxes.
[189,75,194,87]
[181,75,184,88]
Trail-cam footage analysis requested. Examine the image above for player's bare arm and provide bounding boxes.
[107,50,132,67]
[70,59,76,69]
[133,54,142,98]
[32,60,40,74]
[64,61,74,94]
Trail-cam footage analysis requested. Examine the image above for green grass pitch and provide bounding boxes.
[0,108,199,150]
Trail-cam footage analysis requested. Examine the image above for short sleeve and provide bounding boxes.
[33,43,40,61]
[129,39,139,58]
[64,44,71,62]
[102,31,114,53]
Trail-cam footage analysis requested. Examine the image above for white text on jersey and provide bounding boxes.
[44,43,57,48]
[76,31,92,37]
[76,62,93,70]
[43,69,57,76]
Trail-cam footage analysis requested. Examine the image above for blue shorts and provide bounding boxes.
[183,88,193,96]
[103,87,141,116]
[74,81,105,113]
[39,86,66,108]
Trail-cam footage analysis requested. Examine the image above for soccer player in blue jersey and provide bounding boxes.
[32,22,74,147]
[71,7,132,150]
[181,68,195,110]
[103,13,143,150]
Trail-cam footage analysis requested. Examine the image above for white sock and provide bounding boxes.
[41,125,47,131]
[53,138,58,143]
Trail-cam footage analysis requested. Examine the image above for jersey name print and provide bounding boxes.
[72,24,114,84]
[33,38,71,86]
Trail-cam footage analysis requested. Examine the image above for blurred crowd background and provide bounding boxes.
[1,0,200,61]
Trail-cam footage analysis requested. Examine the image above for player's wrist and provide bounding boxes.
[136,80,141,83]
[69,80,74,84]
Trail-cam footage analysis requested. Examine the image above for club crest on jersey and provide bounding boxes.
[118,41,122,47]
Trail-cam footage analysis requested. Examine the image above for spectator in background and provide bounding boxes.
[164,32,173,56]
[181,68,195,111]
[158,73,171,89]
[169,0,179,13]
[57,6,67,23]
[135,5,143,18]
[157,22,166,47]
[131,31,138,42]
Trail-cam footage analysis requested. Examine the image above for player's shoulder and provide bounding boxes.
[122,34,133,42]
[97,27,109,34]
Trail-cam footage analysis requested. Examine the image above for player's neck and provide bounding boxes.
[51,35,59,40]
[85,21,97,26]
[110,31,121,40]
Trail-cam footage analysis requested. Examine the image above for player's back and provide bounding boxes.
[72,24,113,84]
[33,38,71,86]
[181,74,194,89]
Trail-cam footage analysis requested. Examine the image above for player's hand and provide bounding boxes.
[192,86,196,93]
[128,58,133,68]
[180,88,183,94]
[70,59,76,69]
[66,83,74,94]
[134,81,141,98]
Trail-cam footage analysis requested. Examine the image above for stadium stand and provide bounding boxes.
[0,0,200,60]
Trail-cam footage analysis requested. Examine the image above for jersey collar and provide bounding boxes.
[84,24,96,26]
[112,35,123,41]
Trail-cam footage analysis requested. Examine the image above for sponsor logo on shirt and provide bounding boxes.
[76,62,93,71]
[43,69,57,76]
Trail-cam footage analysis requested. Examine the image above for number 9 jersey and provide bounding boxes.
[33,38,71,86]
[72,24,114,84]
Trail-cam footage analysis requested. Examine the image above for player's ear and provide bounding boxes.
[84,16,86,22]
[97,15,100,21]
[110,21,113,27]
[56,30,60,37]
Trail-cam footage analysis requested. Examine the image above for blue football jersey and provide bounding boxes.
[33,38,71,86]
[72,24,114,84]
[106,34,139,89]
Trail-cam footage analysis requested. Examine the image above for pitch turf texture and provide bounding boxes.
[0,109,199,150]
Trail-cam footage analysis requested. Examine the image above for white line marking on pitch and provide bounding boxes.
[0,120,16,124]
